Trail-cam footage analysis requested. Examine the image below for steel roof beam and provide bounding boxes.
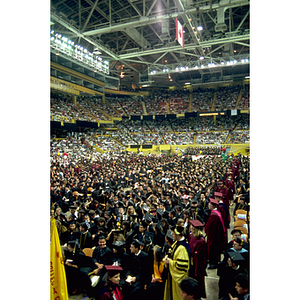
[82,0,249,37]
[119,34,250,59]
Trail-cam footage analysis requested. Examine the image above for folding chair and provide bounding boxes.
[82,248,94,257]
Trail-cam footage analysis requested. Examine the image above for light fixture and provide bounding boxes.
[197,26,203,31]
[199,56,204,60]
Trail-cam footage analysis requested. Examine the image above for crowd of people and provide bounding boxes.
[51,136,250,300]
[51,115,249,154]
[51,84,249,123]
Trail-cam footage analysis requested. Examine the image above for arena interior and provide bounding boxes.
[51,1,250,299]
[4,1,300,300]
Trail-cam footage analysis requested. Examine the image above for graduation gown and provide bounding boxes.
[215,185,230,208]
[163,240,191,300]
[98,284,124,300]
[204,210,227,265]
[123,251,150,300]
[187,233,207,298]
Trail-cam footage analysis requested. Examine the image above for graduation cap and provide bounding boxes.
[112,241,126,249]
[228,251,245,264]
[127,200,135,207]
[144,231,154,244]
[131,239,144,248]
[189,220,204,228]
[144,213,153,223]
[191,199,198,204]
[117,201,126,208]
[112,229,123,234]
[209,198,219,205]
[166,229,174,241]
[129,213,139,219]
[156,220,163,232]
[142,205,150,212]
[173,225,185,235]
[214,192,223,198]
[156,208,164,216]
[105,265,123,272]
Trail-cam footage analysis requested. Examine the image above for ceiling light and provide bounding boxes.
[200,56,204,60]
[197,26,203,31]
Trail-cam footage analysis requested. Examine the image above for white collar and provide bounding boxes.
[135,250,141,256]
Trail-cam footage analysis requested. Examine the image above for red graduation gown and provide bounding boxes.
[188,233,207,298]
[204,210,227,265]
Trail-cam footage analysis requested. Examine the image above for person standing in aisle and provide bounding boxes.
[163,225,191,300]
[204,198,226,269]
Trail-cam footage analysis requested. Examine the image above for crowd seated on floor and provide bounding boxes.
[51,130,250,300]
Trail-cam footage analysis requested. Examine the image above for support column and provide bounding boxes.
[102,93,106,104]
[73,95,77,107]
[214,115,217,125]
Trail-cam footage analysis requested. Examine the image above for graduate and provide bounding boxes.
[98,265,124,300]
[163,225,191,300]
[123,239,150,300]
[204,198,227,269]
[188,220,207,299]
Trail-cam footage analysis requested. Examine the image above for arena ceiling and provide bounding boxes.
[50,0,250,88]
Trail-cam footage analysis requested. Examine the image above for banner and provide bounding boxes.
[50,217,69,300]
[176,17,184,48]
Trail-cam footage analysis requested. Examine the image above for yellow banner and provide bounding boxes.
[50,217,69,300]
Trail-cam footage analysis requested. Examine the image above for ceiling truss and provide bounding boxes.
[51,0,250,88]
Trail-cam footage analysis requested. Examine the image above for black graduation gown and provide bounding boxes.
[78,231,94,249]
[123,251,151,300]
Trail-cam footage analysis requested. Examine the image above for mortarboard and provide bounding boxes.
[166,229,174,241]
[112,241,126,249]
[104,265,123,273]
[132,239,144,248]
[189,220,204,228]
[157,208,164,216]
[142,205,150,212]
[209,198,219,205]
[228,251,245,263]
[214,192,223,197]
[144,231,154,244]
[144,213,153,222]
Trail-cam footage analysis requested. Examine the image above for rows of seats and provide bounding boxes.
[51,84,249,122]
[51,114,249,149]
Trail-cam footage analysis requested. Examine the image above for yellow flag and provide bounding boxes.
[50,217,69,300]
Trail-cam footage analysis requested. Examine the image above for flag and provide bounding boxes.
[50,217,69,300]
[176,17,184,48]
